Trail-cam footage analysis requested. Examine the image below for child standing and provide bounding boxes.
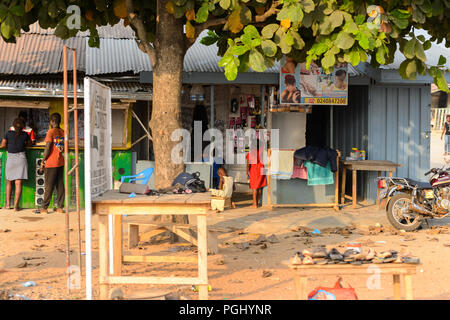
[246,143,267,208]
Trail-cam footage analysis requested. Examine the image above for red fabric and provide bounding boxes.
[292,159,307,179]
[246,150,267,190]
[308,279,358,300]
[9,125,36,141]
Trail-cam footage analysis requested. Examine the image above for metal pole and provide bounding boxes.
[73,49,82,277]
[63,45,71,294]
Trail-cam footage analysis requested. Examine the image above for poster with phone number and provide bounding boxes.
[279,56,348,106]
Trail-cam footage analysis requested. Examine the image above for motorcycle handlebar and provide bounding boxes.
[424,170,433,176]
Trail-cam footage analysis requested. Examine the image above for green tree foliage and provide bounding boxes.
[0,0,448,90]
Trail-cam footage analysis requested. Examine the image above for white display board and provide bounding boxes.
[84,77,112,300]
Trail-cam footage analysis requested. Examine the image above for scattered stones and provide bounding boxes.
[16,262,28,268]
[402,234,416,241]
[260,243,268,250]
[215,259,225,265]
[23,256,45,261]
[235,242,250,250]
[428,237,439,242]
[0,290,11,300]
[250,235,267,245]
[443,243,450,247]
[267,234,279,243]
[262,270,272,278]
[109,288,124,300]
[0,229,11,233]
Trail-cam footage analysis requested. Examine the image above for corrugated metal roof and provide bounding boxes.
[0,34,85,74]
[0,78,152,99]
[26,20,136,39]
[5,22,362,76]
[86,38,152,75]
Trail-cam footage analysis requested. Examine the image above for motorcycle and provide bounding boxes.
[377,167,450,231]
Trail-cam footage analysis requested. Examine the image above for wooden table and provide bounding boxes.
[340,160,402,208]
[288,263,417,300]
[92,190,212,300]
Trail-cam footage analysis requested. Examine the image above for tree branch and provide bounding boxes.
[194,18,228,38]
[126,0,156,66]
[254,0,281,23]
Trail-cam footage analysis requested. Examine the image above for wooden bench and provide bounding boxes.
[285,262,418,300]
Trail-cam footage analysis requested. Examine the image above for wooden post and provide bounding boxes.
[352,169,357,209]
[128,224,140,248]
[404,274,414,300]
[334,152,340,211]
[113,215,123,276]
[267,148,272,210]
[98,215,109,300]
[341,166,347,205]
[376,170,382,206]
[197,214,208,300]
[293,276,308,300]
[393,274,401,300]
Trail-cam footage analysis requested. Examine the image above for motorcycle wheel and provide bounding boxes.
[387,193,422,231]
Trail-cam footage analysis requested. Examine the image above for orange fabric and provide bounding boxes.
[44,128,65,168]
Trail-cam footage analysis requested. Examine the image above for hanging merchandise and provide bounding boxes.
[239,95,247,108]
[235,116,242,128]
[231,98,238,114]
[250,116,256,128]
[247,95,255,109]
[229,117,235,129]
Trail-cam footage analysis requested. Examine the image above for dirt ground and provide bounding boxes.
[1,198,449,300]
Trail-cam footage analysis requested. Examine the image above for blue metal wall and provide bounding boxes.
[366,84,431,202]
[333,85,369,199]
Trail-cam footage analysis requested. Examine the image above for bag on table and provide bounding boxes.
[172,172,206,193]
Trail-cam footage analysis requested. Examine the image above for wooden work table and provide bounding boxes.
[287,262,418,300]
[92,190,212,300]
[340,160,402,208]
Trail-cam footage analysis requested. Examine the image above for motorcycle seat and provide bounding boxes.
[406,178,432,189]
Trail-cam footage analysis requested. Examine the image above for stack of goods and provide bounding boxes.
[289,247,420,266]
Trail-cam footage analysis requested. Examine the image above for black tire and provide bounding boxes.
[387,193,422,231]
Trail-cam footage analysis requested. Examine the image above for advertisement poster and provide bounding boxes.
[83,77,112,299]
[279,56,348,106]
[84,78,112,198]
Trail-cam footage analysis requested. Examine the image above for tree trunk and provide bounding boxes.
[149,0,188,234]
[151,0,186,190]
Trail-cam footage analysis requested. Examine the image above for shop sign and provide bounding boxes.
[279,56,348,106]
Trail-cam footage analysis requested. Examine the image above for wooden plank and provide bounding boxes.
[341,166,346,204]
[376,171,382,206]
[334,152,340,211]
[289,264,417,276]
[113,215,123,276]
[197,215,208,300]
[404,274,414,300]
[96,204,209,216]
[139,228,167,242]
[98,215,109,300]
[123,255,198,264]
[352,170,357,209]
[128,224,139,249]
[106,276,207,285]
[393,274,401,300]
[272,203,337,208]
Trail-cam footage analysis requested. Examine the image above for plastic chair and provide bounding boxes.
[120,167,154,185]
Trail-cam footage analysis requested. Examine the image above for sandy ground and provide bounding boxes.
[0,200,449,300]
[0,132,448,300]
